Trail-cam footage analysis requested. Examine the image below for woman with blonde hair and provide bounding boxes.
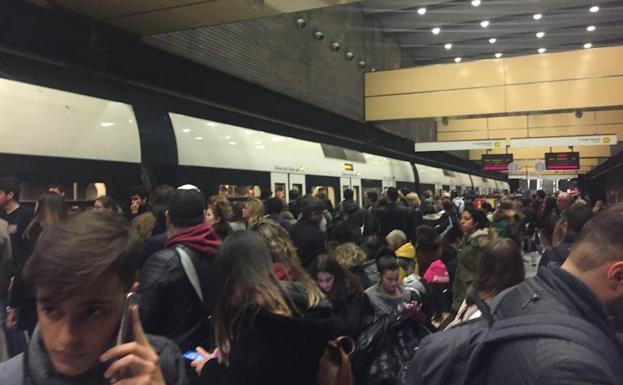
[192,231,332,385]
[251,219,324,308]
[334,241,372,288]
[242,197,264,228]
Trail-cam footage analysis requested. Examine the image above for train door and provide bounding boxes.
[340,177,362,205]
[270,172,289,201]
[289,173,305,200]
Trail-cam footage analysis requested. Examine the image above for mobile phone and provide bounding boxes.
[116,292,138,346]
[183,351,204,362]
[112,292,138,382]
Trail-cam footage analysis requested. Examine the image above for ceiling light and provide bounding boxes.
[432,27,441,34]
[206,122,218,127]
[295,17,306,29]
[587,25,596,32]
[489,38,497,44]
[345,51,355,61]
[255,145,266,150]
[480,20,490,28]
[454,57,462,63]
[229,141,237,145]
[358,60,366,68]
[533,13,542,20]
[584,42,593,49]
[417,7,426,15]
[128,119,133,124]
[495,53,503,58]
[225,135,231,140]
[444,43,453,50]
[538,48,546,54]
[536,31,545,38]
[471,0,481,7]
[314,30,325,40]
[331,41,341,51]
[589,6,599,13]
[100,122,115,127]
[182,128,191,133]
[194,136,203,141]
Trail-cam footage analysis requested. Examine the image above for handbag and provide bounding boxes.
[317,336,356,385]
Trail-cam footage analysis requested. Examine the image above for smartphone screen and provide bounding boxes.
[116,292,138,346]
[183,351,204,361]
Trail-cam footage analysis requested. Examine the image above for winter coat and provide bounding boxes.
[364,284,417,318]
[289,218,326,268]
[538,234,577,268]
[336,199,365,243]
[198,283,333,385]
[452,228,493,310]
[372,203,412,239]
[484,266,623,384]
[329,280,365,338]
[139,223,221,352]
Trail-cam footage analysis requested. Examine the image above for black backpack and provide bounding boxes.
[402,286,623,385]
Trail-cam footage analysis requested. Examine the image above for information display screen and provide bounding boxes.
[481,154,513,171]
[545,152,580,170]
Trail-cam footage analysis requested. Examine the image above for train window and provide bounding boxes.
[85,183,107,200]
[221,185,262,199]
[312,186,336,208]
[352,186,360,205]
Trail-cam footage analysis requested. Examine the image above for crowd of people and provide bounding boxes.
[0,175,621,385]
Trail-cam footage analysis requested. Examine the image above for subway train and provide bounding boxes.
[0,77,509,207]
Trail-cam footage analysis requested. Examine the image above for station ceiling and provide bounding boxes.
[363,0,623,66]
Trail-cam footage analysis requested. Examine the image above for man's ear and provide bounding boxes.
[7,191,14,201]
[607,261,623,292]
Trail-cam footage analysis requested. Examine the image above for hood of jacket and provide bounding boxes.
[396,242,416,260]
[165,223,221,255]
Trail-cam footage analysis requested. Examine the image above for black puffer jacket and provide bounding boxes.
[485,266,623,385]
[373,203,412,239]
[337,199,365,243]
[329,280,365,338]
[198,283,333,385]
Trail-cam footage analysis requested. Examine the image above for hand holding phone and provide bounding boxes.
[190,347,220,375]
[100,304,166,385]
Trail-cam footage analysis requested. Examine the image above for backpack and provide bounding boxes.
[317,336,355,385]
[402,286,623,385]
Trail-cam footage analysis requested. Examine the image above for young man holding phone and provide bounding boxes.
[0,211,187,385]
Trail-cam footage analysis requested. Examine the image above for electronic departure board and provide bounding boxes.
[545,152,580,170]
[481,154,513,171]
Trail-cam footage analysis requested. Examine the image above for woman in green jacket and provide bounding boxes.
[452,205,494,310]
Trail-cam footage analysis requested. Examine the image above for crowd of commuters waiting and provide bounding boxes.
[0,175,621,385]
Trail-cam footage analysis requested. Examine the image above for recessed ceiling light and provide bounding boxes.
[182,128,191,133]
[533,13,542,20]
[255,145,266,150]
[489,38,497,44]
[480,20,490,28]
[454,57,462,63]
[100,122,115,127]
[471,0,481,7]
[536,31,545,38]
[225,135,231,140]
[590,6,599,13]
[538,47,547,54]
[206,122,218,127]
[444,43,453,50]
[584,42,593,49]
[229,141,237,145]
[495,53,503,58]
[194,136,203,141]
[587,25,596,32]
[417,7,426,15]
[432,27,441,34]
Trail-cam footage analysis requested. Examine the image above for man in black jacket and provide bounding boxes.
[139,188,221,354]
[289,197,326,268]
[335,189,364,244]
[485,204,623,384]
[538,204,592,268]
[372,187,412,239]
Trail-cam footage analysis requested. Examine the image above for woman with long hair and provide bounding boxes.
[447,238,525,328]
[205,195,233,241]
[309,254,364,337]
[16,192,67,334]
[242,197,264,228]
[192,231,332,385]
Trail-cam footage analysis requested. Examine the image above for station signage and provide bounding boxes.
[545,152,580,170]
[414,139,504,152]
[481,154,513,171]
[344,163,354,171]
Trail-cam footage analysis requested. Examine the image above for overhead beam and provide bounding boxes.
[365,46,623,121]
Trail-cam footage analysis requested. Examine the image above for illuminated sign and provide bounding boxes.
[545,152,580,170]
[482,154,513,171]
[344,163,354,171]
